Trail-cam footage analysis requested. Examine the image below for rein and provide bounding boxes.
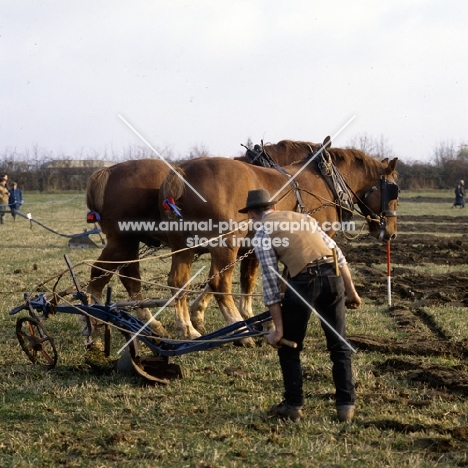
[270,165,306,213]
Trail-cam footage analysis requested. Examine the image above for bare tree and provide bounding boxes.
[187,144,210,160]
[457,144,468,161]
[347,133,395,160]
[432,140,457,167]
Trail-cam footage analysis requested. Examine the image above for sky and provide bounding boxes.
[1,0,467,163]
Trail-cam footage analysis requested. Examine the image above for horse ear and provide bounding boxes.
[387,157,398,174]
[323,136,332,148]
[381,157,389,164]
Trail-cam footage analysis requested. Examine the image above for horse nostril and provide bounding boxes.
[389,233,397,241]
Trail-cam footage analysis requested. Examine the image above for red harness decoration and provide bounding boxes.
[86,210,101,223]
[162,197,182,218]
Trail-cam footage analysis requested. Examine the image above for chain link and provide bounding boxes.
[196,247,255,290]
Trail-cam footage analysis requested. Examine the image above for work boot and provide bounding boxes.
[268,401,303,422]
[336,405,355,422]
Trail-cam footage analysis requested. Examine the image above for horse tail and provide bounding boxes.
[86,167,111,213]
[161,166,186,203]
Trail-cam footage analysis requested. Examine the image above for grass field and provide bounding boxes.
[1,189,468,467]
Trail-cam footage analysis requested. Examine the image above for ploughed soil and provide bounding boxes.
[343,214,468,307]
[338,213,468,406]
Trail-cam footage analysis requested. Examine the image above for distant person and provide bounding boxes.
[0,178,9,224]
[453,180,465,208]
[8,182,23,220]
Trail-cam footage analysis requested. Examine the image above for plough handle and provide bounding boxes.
[279,338,297,348]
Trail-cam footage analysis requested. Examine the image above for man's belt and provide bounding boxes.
[299,256,335,274]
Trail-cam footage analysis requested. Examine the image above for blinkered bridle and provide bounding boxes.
[356,176,399,239]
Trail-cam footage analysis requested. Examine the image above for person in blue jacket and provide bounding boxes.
[8,182,23,220]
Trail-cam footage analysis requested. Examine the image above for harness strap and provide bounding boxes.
[270,163,306,213]
[241,144,275,168]
[358,178,399,220]
[244,142,307,213]
[311,147,355,222]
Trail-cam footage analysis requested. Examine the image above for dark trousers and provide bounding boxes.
[0,205,6,224]
[278,263,355,407]
[10,203,20,219]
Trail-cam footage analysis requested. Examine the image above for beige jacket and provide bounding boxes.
[0,185,9,205]
[262,210,333,277]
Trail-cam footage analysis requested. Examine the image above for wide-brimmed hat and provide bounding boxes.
[238,188,277,213]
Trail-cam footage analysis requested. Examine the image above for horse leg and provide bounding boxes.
[189,284,213,334]
[83,236,128,344]
[190,254,258,332]
[119,261,167,336]
[239,255,259,319]
[86,237,124,301]
[189,254,257,331]
[239,255,275,333]
[84,236,165,342]
[168,249,202,339]
[208,247,255,347]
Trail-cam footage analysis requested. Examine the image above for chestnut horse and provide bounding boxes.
[159,141,398,340]
[86,159,170,334]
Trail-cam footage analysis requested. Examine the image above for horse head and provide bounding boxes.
[241,137,400,241]
[356,157,399,241]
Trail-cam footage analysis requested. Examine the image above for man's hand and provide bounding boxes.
[345,292,362,309]
[266,330,283,348]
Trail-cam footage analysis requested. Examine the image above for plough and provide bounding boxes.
[9,256,293,384]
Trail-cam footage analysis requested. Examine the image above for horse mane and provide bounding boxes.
[86,167,111,213]
[263,140,320,164]
[161,166,186,202]
[265,139,320,153]
[328,147,396,179]
[239,139,396,179]
[278,142,398,182]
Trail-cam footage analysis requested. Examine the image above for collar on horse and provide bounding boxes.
[306,138,354,222]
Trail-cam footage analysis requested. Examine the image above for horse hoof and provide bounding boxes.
[233,337,255,348]
[177,325,202,340]
[192,320,206,335]
[149,321,167,337]
[135,308,167,336]
[189,329,202,339]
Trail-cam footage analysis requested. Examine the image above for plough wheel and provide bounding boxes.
[16,317,58,369]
